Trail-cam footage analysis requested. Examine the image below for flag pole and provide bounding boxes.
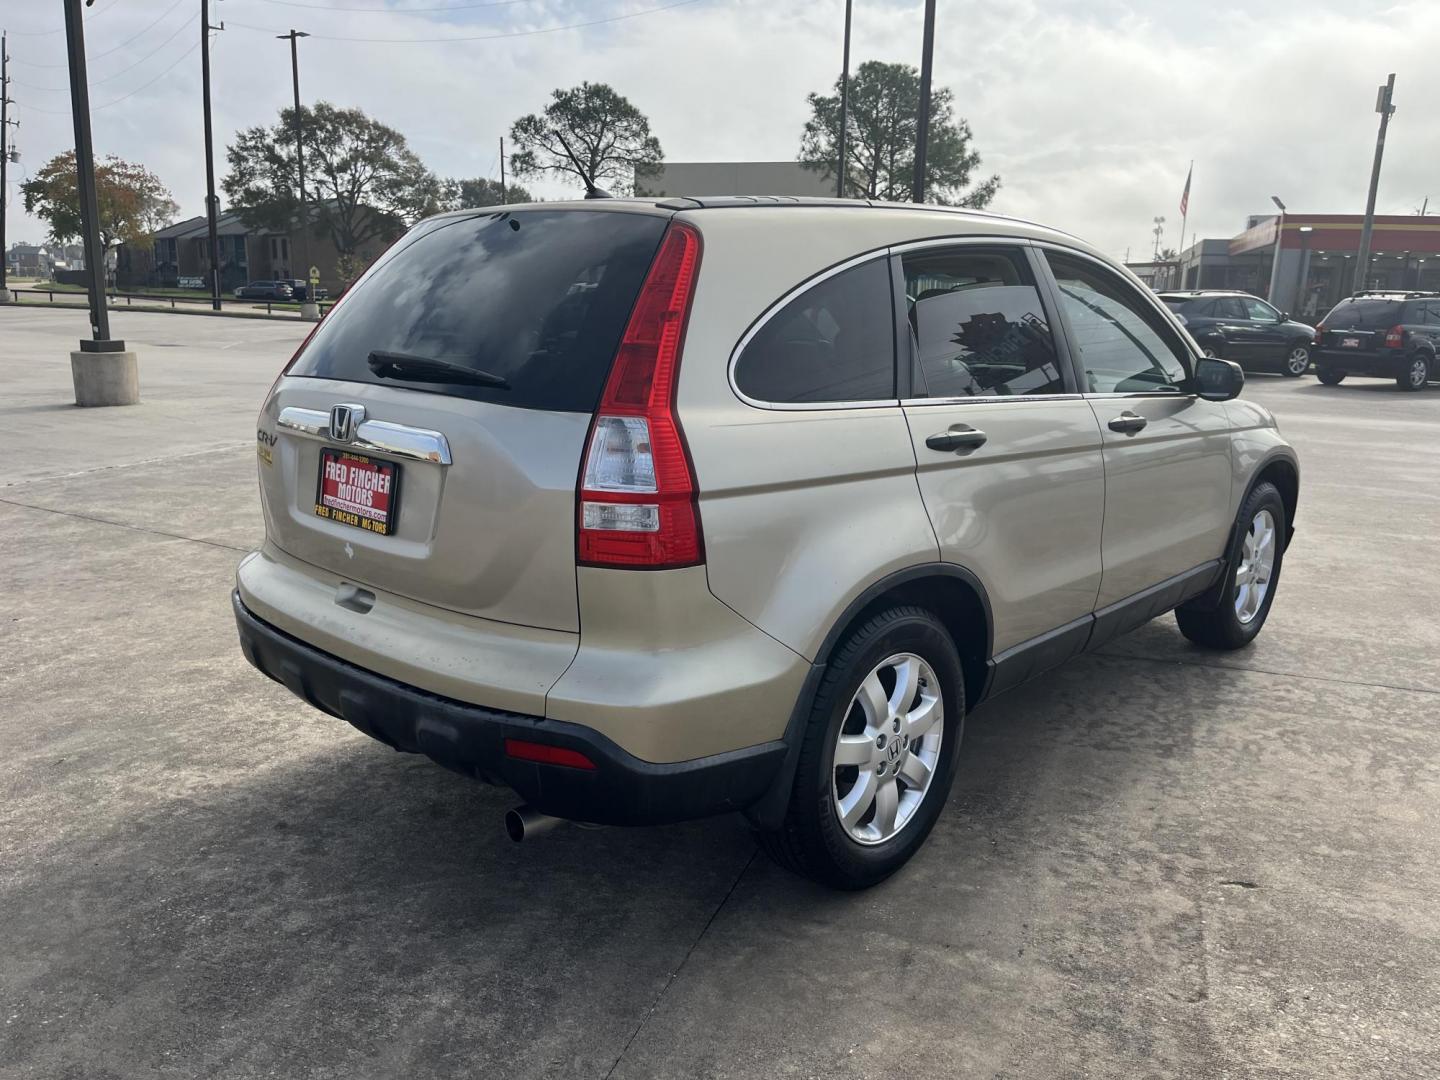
[1177,159,1192,289]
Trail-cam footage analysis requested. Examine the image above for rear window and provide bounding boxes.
[290,209,669,412]
[1321,298,1402,329]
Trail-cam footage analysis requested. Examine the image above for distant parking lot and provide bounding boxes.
[3,306,1438,1078]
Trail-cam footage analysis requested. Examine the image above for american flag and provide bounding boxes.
[1180,163,1193,216]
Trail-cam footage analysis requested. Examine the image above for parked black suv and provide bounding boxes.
[279,278,329,302]
[1157,290,1317,377]
[1313,292,1440,391]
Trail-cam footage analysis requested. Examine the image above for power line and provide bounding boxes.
[225,0,709,43]
[243,0,548,10]
[0,1,125,37]
[9,15,199,91]
[9,0,188,68]
[19,38,204,115]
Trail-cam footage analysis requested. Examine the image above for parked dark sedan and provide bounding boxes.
[1313,291,1440,391]
[1158,290,1316,377]
[234,280,294,301]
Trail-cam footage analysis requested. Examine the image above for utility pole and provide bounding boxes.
[201,0,224,310]
[1,31,15,301]
[911,0,936,204]
[277,29,314,318]
[836,0,852,198]
[64,0,110,343]
[1353,73,1396,294]
[499,136,505,204]
[63,0,138,405]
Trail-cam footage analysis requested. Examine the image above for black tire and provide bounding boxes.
[1282,344,1311,377]
[1201,344,1223,359]
[1316,367,1346,386]
[758,606,964,890]
[1397,353,1430,392]
[1176,482,1286,651]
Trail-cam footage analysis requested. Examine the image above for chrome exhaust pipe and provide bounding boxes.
[505,804,565,842]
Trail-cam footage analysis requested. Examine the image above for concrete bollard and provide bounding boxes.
[300,302,320,322]
[70,345,141,407]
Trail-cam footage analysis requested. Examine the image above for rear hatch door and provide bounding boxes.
[1318,297,1400,355]
[257,207,671,632]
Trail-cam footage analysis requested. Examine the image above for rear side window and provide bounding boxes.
[1401,300,1440,325]
[903,246,1064,397]
[1322,298,1402,329]
[289,210,668,412]
[734,258,895,404]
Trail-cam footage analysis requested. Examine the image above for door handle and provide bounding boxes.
[925,425,988,453]
[1108,411,1147,435]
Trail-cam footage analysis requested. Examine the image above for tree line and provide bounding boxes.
[21,64,997,281]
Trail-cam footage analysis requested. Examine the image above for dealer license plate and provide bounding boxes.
[314,449,399,535]
[1341,337,1361,348]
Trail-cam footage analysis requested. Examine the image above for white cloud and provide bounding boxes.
[4,0,1435,260]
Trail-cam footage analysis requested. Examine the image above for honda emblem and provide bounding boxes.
[328,403,366,442]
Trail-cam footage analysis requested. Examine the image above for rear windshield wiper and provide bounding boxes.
[367,350,509,389]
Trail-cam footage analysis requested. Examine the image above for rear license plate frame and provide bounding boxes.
[314,448,401,536]
[1341,337,1361,348]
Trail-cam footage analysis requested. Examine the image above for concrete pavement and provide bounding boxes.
[2,307,1437,1078]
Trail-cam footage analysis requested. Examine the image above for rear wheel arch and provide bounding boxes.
[744,564,994,832]
[812,566,993,713]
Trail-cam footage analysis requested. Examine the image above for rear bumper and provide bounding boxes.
[1313,348,1404,375]
[234,592,787,826]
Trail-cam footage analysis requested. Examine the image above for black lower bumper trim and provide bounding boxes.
[233,593,786,826]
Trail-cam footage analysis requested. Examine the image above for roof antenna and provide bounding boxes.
[584,184,612,200]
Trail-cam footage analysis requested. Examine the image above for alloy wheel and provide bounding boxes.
[832,653,944,846]
[1234,508,1277,625]
[1287,347,1310,375]
[1410,359,1428,389]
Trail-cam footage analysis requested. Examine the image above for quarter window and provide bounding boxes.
[734,258,895,404]
[902,246,1064,398]
[1045,252,1190,394]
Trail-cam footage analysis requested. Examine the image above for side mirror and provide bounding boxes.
[1279,312,1290,322]
[1195,356,1244,401]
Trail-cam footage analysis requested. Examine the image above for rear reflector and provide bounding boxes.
[577,222,703,569]
[503,739,597,771]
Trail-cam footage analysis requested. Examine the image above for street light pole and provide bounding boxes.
[1267,195,1286,304]
[911,0,936,203]
[1353,73,1396,294]
[278,29,314,317]
[836,0,852,199]
[201,0,224,311]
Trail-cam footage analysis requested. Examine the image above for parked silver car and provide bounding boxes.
[235,198,1299,888]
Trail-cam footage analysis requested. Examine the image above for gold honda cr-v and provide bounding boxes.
[235,197,1299,889]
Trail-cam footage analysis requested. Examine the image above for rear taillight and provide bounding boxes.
[1313,323,1325,345]
[577,222,703,569]
[1384,325,1405,348]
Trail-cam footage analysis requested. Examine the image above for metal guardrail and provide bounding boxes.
[5,286,333,317]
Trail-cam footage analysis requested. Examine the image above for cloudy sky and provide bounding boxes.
[2,0,1435,261]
